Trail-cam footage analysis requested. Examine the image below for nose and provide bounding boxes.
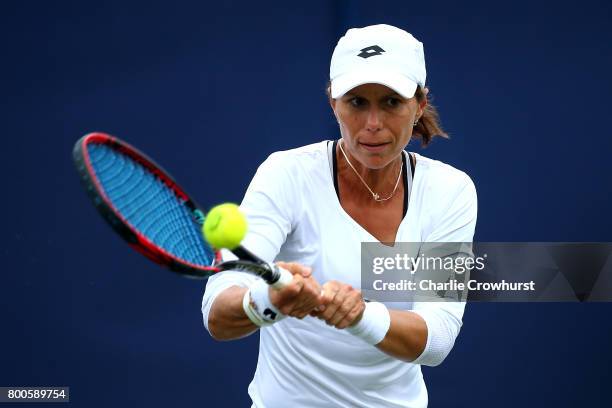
[365,107,382,133]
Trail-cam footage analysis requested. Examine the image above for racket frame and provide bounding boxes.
[73,132,285,284]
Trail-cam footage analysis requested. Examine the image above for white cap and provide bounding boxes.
[330,24,426,99]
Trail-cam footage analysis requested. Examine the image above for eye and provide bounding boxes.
[348,96,367,108]
[385,97,403,108]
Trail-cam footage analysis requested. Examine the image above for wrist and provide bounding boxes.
[242,279,285,327]
[346,301,390,345]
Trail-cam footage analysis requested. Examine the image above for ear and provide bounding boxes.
[417,94,428,118]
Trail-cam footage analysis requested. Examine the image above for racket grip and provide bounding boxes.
[271,266,293,289]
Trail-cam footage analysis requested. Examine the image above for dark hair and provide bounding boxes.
[326,82,448,147]
[412,86,448,147]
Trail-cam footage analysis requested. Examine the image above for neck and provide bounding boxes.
[337,139,403,200]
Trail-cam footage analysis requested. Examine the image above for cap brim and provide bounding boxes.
[330,69,418,99]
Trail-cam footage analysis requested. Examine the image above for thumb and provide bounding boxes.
[276,261,312,277]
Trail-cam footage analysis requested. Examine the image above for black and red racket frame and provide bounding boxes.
[72,132,266,279]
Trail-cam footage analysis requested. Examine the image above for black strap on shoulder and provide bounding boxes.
[401,152,408,218]
[331,141,411,220]
[332,140,340,199]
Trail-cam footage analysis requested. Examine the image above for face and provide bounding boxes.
[330,83,426,170]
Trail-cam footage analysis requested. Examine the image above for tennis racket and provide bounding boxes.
[72,132,292,288]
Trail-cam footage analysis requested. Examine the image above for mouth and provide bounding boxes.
[359,141,391,153]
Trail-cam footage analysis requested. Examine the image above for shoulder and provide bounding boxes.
[412,153,477,220]
[413,153,475,195]
[257,141,330,178]
[264,141,328,168]
[412,154,478,240]
[246,140,330,195]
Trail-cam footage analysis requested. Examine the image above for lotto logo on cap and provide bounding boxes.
[329,24,427,99]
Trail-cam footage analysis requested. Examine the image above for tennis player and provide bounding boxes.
[201,24,477,407]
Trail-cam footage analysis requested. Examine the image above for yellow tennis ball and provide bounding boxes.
[202,203,247,250]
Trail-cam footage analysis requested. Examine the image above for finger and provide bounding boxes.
[276,261,300,276]
[277,261,312,278]
[321,287,347,324]
[321,281,340,302]
[320,281,341,303]
[289,309,310,320]
[290,278,323,315]
[282,274,304,300]
[302,278,323,307]
[276,274,304,315]
[325,285,361,327]
[300,266,313,278]
[335,297,365,329]
[312,281,340,315]
[329,291,358,327]
[280,273,324,317]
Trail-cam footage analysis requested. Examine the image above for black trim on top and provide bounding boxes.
[401,151,408,218]
[332,140,340,199]
[330,140,413,219]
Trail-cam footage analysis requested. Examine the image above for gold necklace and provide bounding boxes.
[338,140,402,202]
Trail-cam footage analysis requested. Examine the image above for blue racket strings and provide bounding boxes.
[88,144,214,266]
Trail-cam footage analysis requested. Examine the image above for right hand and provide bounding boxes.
[269,262,323,319]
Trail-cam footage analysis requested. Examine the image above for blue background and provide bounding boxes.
[1,0,611,406]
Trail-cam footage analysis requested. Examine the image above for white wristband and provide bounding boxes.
[242,279,285,327]
[346,301,391,345]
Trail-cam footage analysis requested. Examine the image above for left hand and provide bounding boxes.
[311,280,365,329]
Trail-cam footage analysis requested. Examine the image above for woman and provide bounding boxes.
[201,24,477,407]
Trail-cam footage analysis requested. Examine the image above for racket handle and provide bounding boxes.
[270,266,293,289]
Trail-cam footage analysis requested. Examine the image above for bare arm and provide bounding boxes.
[376,310,427,362]
[311,281,428,361]
[208,285,256,341]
